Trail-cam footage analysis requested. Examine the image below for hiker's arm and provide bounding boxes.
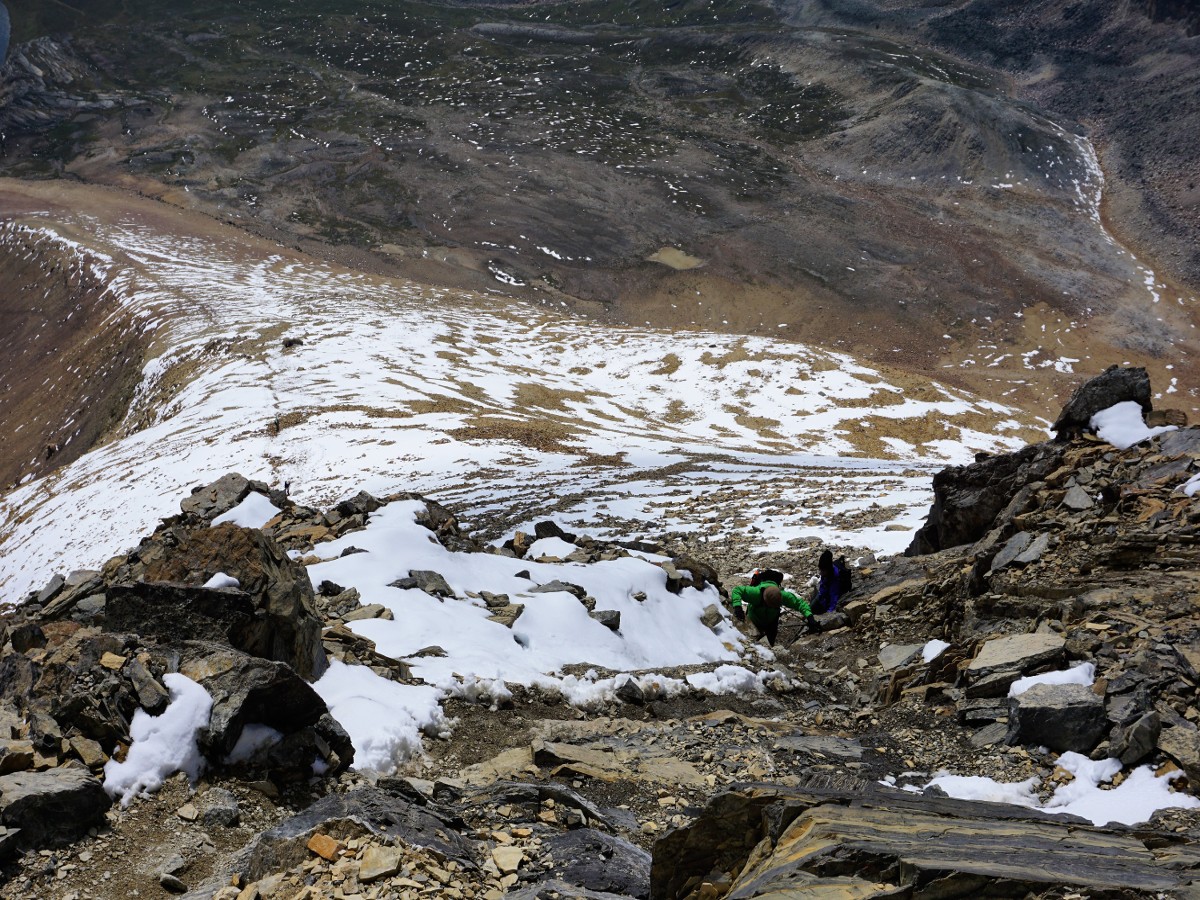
[781,590,812,617]
[730,585,752,620]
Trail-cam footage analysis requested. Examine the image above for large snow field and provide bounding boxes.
[0,218,1035,601]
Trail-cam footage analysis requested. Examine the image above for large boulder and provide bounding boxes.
[108,523,326,679]
[178,643,351,776]
[180,473,281,523]
[906,442,1064,555]
[1052,366,1151,438]
[0,768,112,848]
[1007,683,1108,753]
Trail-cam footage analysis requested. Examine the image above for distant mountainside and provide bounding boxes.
[782,0,1200,290]
[0,0,1197,420]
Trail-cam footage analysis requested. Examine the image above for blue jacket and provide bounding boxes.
[812,566,843,614]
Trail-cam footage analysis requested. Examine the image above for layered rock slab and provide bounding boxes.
[651,785,1200,898]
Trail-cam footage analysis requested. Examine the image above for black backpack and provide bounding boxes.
[835,556,852,595]
[750,568,785,587]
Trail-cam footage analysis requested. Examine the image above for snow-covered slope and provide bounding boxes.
[0,214,1038,600]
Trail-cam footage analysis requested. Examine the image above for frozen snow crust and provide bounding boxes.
[308,498,753,772]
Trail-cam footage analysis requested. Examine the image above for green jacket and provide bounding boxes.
[730,581,812,622]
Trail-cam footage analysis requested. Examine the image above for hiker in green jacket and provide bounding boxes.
[730,575,819,646]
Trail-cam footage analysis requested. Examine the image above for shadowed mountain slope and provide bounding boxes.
[0,0,1197,440]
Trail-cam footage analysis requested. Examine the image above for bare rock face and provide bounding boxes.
[906,442,1064,554]
[0,768,111,849]
[1006,683,1108,753]
[1052,365,1152,438]
[110,524,326,680]
[653,785,1200,899]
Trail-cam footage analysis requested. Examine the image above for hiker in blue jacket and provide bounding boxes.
[810,550,844,614]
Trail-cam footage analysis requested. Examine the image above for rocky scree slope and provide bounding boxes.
[3,370,1200,898]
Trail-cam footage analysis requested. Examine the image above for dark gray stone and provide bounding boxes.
[906,442,1064,554]
[656,783,1197,899]
[616,677,645,705]
[813,611,850,632]
[589,609,621,631]
[1007,683,1107,753]
[0,769,112,848]
[8,623,46,654]
[1052,366,1151,437]
[40,571,104,619]
[180,473,272,522]
[957,698,1009,725]
[242,786,476,881]
[990,532,1032,573]
[534,520,576,542]
[1013,532,1051,565]
[335,490,382,519]
[970,722,1010,748]
[774,734,864,760]
[124,523,326,680]
[200,787,240,827]
[537,829,650,899]
[968,634,1065,680]
[36,574,66,607]
[180,643,351,775]
[1062,485,1095,511]
[1158,725,1200,783]
[1157,427,1200,457]
[878,643,924,671]
[126,657,170,715]
[0,826,21,859]
[528,580,587,599]
[1112,712,1161,766]
[389,570,454,598]
[160,872,187,893]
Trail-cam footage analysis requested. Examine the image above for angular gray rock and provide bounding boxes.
[389,570,454,598]
[968,633,1065,680]
[1062,485,1095,511]
[528,580,587,599]
[970,722,1010,748]
[615,677,645,705]
[537,829,650,899]
[0,768,112,848]
[1112,712,1161,766]
[105,523,327,680]
[589,609,621,631]
[240,785,476,881]
[878,643,924,671]
[334,490,382,519]
[774,734,864,760]
[1013,532,1051,565]
[200,787,241,827]
[655,783,1199,899]
[989,531,1032,572]
[1158,725,1200,783]
[1006,683,1107,753]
